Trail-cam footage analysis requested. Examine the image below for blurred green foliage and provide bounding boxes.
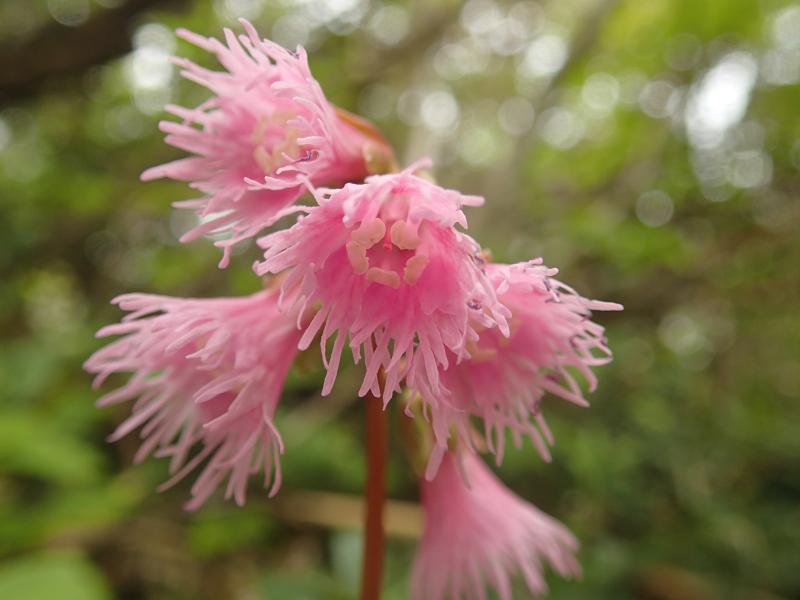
[1,0,799,598]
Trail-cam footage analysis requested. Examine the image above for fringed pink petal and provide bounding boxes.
[85,287,302,508]
[411,452,581,600]
[409,260,621,475]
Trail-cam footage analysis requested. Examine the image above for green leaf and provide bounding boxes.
[0,551,111,600]
[188,507,277,558]
[0,412,104,485]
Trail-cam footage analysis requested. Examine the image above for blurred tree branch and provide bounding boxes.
[0,0,188,104]
[351,2,461,87]
[273,491,422,539]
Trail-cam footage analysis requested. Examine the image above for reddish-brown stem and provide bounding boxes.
[360,385,388,600]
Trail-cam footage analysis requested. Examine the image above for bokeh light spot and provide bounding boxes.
[636,190,674,227]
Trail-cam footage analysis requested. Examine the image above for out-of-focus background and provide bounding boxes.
[1,0,798,598]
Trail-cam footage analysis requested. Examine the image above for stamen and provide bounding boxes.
[403,254,429,285]
[366,267,401,288]
[352,218,386,247]
[390,220,421,250]
[253,145,275,173]
[346,241,369,274]
[250,115,271,146]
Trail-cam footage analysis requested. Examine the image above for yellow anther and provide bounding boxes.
[346,241,369,274]
[390,220,421,250]
[403,254,429,285]
[366,267,401,288]
[351,218,387,247]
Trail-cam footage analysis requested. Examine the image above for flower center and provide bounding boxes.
[251,110,308,174]
[345,217,430,288]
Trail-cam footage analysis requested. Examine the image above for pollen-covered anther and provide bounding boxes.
[390,220,422,250]
[366,267,401,288]
[346,241,369,274]
[351,218,386,247]
[403,254,429,285]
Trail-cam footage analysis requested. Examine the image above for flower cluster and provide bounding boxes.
[88,19,620,599]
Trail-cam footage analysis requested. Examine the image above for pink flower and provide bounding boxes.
[255,162,509,405]
[84,287,301,510]
[142,19,393,267]
[411,451,581,600]
[415,260,622,477]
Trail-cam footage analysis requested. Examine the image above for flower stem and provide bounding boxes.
[360,381,388,600]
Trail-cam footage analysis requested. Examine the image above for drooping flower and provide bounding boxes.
[255,162,510,405]
[84,287,302,510]
[413,260,622,477]
[142,19,394,267]
[411,451,581,600]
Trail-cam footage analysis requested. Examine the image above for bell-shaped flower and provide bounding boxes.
[414,260,622,477]
[256,163,509,404]
[84,288,301,509]
[143,19,394,266]
[411,451,581,600]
